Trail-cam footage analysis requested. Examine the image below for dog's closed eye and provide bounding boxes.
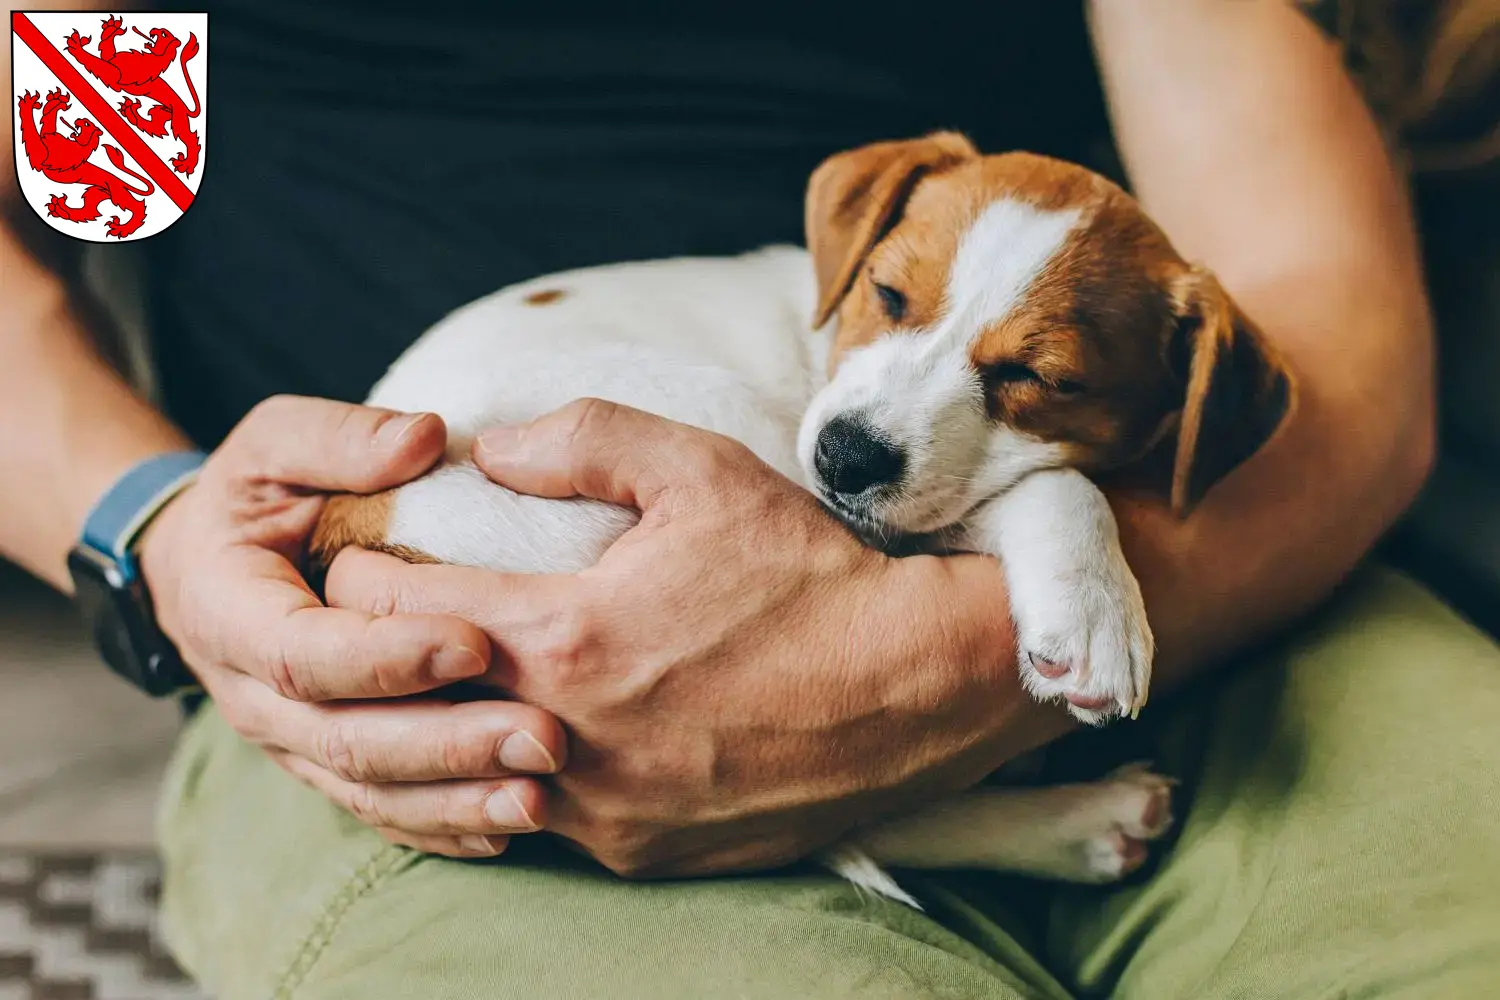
[986,361,1086,396]
[873,281,906,322]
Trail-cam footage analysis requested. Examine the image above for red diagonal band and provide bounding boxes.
[12,12,194,211]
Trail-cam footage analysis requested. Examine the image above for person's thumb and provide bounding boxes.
[219,394,447,493]
[472,398,735,510]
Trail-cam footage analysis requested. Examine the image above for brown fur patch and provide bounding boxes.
[524,288,567,306]
[309,491,439,569]
[964,158,1188,470]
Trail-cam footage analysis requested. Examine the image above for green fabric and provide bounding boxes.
[156,567,1500,1000]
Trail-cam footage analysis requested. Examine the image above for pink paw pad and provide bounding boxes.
[1028,652,1069,680]
[1065,691,1115,712]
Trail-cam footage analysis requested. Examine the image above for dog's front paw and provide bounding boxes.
[1011,549,1154,725]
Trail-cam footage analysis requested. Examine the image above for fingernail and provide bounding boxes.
[499,730,557,773]
[476,424,525,458]
[484,786,539,831]
[380,412,432,449]
[434,645,487,680]
[460,835,503,855]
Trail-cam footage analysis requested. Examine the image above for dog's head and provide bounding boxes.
[799,132,1295,538]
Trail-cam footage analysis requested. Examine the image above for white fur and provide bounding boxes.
[362,208,1163,909]
[368,248,820,573]
[946,200,1085,331]
[961,469,1154,724]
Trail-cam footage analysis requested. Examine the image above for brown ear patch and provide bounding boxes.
[524,288,567,306]
[1168,267,1295,516]
[309,490,439,570]
[804,131,978,328]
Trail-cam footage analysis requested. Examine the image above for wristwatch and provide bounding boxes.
[67,451,207,697]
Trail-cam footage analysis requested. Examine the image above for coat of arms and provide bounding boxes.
[11,11,206,242]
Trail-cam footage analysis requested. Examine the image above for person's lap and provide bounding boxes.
[157,566,1500,999]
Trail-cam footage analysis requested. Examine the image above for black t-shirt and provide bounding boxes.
[144,2,1110,447]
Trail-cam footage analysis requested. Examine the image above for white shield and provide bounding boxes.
[11,10,207,242]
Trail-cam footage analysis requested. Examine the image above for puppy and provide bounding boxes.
[312,133,1294,907]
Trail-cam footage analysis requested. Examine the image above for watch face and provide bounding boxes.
[68,549,132,665]
[67,547,189,697]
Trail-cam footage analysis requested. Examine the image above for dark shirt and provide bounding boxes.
[144,1,1110,447]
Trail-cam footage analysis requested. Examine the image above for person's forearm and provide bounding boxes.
[1084,0,1434,685]
[0,1,177,589]
[0,221,190,589]
[1117,327,1430,686]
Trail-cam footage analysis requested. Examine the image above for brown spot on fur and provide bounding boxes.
[524,288,566,306]
[309,491,439,569]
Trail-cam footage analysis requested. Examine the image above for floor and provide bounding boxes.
[0,559,181,851]
[0,561,202,996]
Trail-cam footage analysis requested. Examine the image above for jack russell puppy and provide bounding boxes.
[311,132,1294,907]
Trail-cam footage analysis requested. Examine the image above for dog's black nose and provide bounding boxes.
[814,417,906,497]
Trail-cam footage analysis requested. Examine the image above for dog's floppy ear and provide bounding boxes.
[804,131,978,328]
[1166,264,1295,517]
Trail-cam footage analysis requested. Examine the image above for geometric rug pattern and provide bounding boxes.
[0,853,207,1000]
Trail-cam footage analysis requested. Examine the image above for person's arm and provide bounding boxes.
[1,1,186,588]
[321,0,1435,876]
[1088,0,1435,680]
[2,5,565,858]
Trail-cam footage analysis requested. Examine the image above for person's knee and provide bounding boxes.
[1051,568,1500,1000]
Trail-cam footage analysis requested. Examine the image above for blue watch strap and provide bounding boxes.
[80,451,208,584]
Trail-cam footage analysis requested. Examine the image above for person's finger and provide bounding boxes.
[472,398,746,510]
[258,696,566,783]
[271,752,548,836]
[322,546,571,641]
[375,827,510,859]
[220,394,447,493]
[218,546,492,701]
[266,751,511,856]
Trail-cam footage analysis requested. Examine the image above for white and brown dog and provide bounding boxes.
[312,133,1293,906]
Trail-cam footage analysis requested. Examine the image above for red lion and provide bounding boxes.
[17,88,155,239]
[65,16,202,176]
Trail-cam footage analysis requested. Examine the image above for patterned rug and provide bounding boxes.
[0,852,206,1000]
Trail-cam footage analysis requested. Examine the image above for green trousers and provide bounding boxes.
[157,568,1500,999]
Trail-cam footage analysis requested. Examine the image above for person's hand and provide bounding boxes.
[326,399,1057,877]
[139,395,567,858]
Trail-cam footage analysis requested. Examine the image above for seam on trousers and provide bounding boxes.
[270,844,408,1000]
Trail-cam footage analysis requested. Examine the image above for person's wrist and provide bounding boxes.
[133,482,195,652]
[78,451,205,567]
[905,551,1076,761]
[69,450,208,697]
[913,551,1016,678]
[64,417,196,562]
